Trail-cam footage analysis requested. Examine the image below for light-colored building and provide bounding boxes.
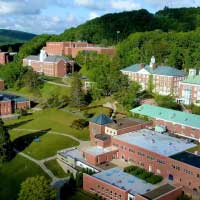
[23,49,75,77]
[121,56,186,96]
[178,69,200,105]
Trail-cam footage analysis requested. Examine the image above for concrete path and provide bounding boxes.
[44,80,70,88]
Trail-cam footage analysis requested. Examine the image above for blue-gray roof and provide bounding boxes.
[121,64,186,77]
[131,104,200,129]
[90,114,113,125]
[25,55,70,63]
[0,93,29,103]
[93,168,156,195]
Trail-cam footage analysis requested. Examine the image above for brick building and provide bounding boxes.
[43,41,116,58]
[111,129,200,194]
[131,104,200,141]
[83,168,183,200]
[178,69,200,105]
[0,51,9,64]
[121,56,186,96]
[23,49,75,77]
[0,93,30,116]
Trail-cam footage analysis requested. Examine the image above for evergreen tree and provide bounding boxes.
[18,176,56,200]
[0,119,13,163]
[70,73,85,107]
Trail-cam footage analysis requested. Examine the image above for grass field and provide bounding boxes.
[64,190,100,200]
[5,108,90,140]
[0,155,49,200]
[187,145,200,153]
[9,129,79,160]
[44,159,68,178]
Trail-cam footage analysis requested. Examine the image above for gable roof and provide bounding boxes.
[24,55,70,63]
[121,64,186,77]
[182,75,200,86]
[130,104,200,129]
[90,114,113,125]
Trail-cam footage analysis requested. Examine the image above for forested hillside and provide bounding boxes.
[55,7,200,45]
[0,29,36,46]
[117,30,200,70]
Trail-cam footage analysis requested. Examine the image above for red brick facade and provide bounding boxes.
[153,119,200,141]
[44,42,116,58]
[23,58,74,77]
[83,174,183,200]
[0,100,12,115]
[0,52,8,65]
[111,137,200,194]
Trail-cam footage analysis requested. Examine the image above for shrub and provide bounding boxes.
[146,175,163,184]
[71,119,89,129]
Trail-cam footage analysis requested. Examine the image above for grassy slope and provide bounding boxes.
[44,159,68,178]
[0,155,49,200]
[5,108,90,140]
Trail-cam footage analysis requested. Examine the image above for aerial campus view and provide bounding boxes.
[1,1,200,200]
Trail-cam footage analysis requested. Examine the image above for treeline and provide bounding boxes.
[56,7,200,45]
[117,29,200,70]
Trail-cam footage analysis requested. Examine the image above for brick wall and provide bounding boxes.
[16,101,30,110]
[153,119,200,141]
[83,174,128,200]
[0,53,8,65]
[0,101,12,115]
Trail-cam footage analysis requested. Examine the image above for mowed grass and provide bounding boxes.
[0,155,49,200]
[44,159,68,178]
[187,145,200,153]
[10,130,79,160]
[5,108,90,140]
[67,190,101,200]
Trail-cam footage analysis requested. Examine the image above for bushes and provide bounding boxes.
[124,165,163,184]
[71,119,89,130]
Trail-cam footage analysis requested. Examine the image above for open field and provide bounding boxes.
[5,108,90,140]
[0,155,49,200]
[12,130,79,160]
[44,159,68,178]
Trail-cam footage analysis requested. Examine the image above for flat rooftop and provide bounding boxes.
[131,104,200,129]
[170,151,200,169]
[93,168,156,195]
[106,118,146,130]
[84,146,118,156]
[0,93,29,102]
[114,129,196,157]
[143,184,176,199]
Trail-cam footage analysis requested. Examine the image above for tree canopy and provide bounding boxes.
[18,176,56,200]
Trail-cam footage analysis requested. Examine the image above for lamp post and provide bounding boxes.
[116,30,120,43]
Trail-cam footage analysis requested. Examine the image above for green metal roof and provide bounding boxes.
[182,75,200,85]
[121,64,186,77]
[90,114,113,125]
[130,104,200,129]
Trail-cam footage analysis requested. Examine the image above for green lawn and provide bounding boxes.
[10,130,79,160]
[66,190,100,200]
[6,82,70,101]
[0,155,49,200]
[5,108,90,140]
[44,159,68,178]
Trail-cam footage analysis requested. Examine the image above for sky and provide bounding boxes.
[0,0,199,35]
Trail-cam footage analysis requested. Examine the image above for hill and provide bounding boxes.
[55,7,200,45]
[0,29,36,46]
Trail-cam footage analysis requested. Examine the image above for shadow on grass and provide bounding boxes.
[13,128,51,152]
[6,119,33,130]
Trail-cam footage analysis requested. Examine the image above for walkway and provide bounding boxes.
[44,80,70,88]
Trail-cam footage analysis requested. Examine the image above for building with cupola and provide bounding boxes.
[121,56,186,96]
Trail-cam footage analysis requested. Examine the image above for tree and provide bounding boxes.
[0,119,13,163]
[18,176,56,200]
[70,73,85,107]
[147,75,154,94]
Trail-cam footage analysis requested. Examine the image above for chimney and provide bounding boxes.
[140,63,145,69]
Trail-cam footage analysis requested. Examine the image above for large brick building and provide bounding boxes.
[178,69,200,105]
[131,104,200,141]
[43,41,116,58]
[23,49,75,77]
[0,93,30,116]
[83,168,183,200]
[121,56,186,96]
